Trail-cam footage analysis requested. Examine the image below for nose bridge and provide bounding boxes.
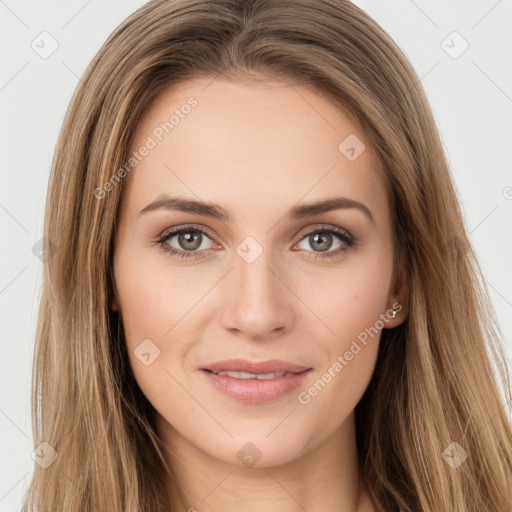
[221,237,293,338]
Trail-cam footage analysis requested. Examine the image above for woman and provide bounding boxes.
[22,0,512,511]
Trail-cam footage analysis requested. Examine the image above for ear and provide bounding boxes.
[109,280,120,312]
[384,258,409,329]
[111,295,120,312]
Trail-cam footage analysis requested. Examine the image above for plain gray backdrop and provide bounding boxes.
[1,1,511,510]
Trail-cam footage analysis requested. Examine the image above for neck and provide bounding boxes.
[156,410,375,512]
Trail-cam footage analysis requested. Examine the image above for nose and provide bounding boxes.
[220,247,295,340]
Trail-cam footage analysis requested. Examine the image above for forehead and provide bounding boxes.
[120,77,388,225]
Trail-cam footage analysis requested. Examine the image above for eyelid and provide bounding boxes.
[293,223,353,243]
[155,222,356,260]
[156,223,354,245]
[157,223,217,243]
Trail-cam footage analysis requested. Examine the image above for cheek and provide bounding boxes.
[113,245,187,343]
[113,248,210,402]
[294,248,392,414]
[112,247,179,385]
[114,271,166,346]
[301,248,393,352]
[114,264,181,412]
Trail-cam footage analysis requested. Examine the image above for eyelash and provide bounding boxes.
[153,224,356,261]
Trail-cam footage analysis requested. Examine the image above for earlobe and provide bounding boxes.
[110,277,120,312]
[384,300,405,328]
[385,261,409,328]
[110,292,120,312]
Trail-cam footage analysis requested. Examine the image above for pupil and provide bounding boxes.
[176,231,334,253]
[179,231,201,250]
[311,232,332,252]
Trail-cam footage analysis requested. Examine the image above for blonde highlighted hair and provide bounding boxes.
[23,0,512,510]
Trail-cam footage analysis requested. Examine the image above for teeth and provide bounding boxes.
[211,370,295,379]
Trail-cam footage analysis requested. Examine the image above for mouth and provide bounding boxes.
[203,369,302,380]
[201,358,311,375]
[199,359,312,403]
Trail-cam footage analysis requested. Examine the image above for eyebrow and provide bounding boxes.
[139,194,375,224]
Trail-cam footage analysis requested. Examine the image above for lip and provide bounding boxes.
[200,358,312,404]
[201,358,311,374]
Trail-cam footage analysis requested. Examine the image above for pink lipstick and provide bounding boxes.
[200,358,312,403]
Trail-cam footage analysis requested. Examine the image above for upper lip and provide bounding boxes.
[202,358,311,374]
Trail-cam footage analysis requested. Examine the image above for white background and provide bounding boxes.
[0,1,511,509]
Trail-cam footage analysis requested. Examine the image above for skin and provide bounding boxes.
[112,76,408,512]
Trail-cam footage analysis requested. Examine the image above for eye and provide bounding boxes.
[153,224,356,261]
[155,225,215,260]
[294,225,355,260]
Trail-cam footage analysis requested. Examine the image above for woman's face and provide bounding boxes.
[112,77,407,468]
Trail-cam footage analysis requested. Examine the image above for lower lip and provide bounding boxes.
[200,369,312,403]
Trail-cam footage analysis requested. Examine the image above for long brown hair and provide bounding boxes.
[22,1,512,510]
